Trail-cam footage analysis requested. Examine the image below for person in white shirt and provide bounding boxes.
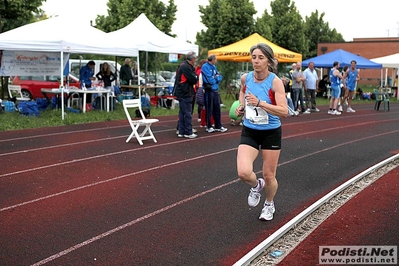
[303,61,319,112]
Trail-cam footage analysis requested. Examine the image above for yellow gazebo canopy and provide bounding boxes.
[208,33,302,63]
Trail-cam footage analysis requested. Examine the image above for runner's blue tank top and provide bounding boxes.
[243,71,281,130]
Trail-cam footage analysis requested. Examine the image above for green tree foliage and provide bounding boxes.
[0,0,45,33]
[254,10,273,41]
[197,0,257,88]
[94,0,177,74]
[95,0,176,34]
[269,0,307,56]
[197,0,256,50]
[303,10,345,58]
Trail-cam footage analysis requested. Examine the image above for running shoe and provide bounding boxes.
[259,202,275,221]
[184,134,197,139]
[248,178,265,207]
[328,110,333,114]
[312,108,320,112]
[332,110,341,115]
[338,105,343,112]
[215,127,227,132]
[303,109,311,114]
[206,127,215,133]
[347,107,356,113]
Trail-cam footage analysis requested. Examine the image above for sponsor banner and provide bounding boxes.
[319,246,397,265]
[0,50,69,76]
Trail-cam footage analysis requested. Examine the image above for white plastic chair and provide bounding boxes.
[123,99,159,145]
[8,85,30,101]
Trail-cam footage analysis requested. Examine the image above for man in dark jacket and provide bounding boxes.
[120,58,133,85]
[174,51,198,138]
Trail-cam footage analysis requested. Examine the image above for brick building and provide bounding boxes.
[317,38,399,86]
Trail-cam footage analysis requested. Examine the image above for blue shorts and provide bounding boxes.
[240,126,282,150]
[347,84,356,92]
[331,85,341,98]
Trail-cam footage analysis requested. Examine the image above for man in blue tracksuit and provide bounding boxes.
[201,54,227,133]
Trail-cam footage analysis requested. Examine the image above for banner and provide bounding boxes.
[0,51,69,76]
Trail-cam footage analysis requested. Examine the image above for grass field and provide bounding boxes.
[0,85,395,132]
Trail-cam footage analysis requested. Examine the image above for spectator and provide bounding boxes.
[338,66,348,111]
[328,61,346,115]
[282,77,298,116]
[201,54,227,133]
[195,59,207,122]
[291,62,308,114]
[131,61,139,85]
[96,62,117,93]
[235,43,287,221]
[79,60,96,88]
[174,51,198,139]
[317,75,330,98]
[342,60,359,113]
[120,58,132,85]
[303,61,319,112]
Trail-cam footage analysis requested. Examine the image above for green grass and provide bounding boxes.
[0,85,395,132]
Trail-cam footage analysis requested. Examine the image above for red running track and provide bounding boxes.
[280,166,399,265]
[0,102,398,265]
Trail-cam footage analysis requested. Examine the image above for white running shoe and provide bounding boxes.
[338,105,343,112]
[332,110,341,115]
[313,108,320,112]
[215,127,227,132]
[347,107,356,113]
[328,110,333,114]
[206,127,215,133]
[248,178,265,207]
[259,202,275,221]
[303,109,311,114]
[184,133,198,139]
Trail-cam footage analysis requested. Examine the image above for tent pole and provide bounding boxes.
[61,51,65,120]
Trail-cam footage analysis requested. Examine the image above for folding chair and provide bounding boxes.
[8,85,30,101]
[123,99,159,145]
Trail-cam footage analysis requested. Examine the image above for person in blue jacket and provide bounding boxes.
[79,60,96,88]
[201,54,227,133]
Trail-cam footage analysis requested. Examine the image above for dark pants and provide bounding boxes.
[205,90,222,129]
[305,89,317,109]
[177,96,193,135]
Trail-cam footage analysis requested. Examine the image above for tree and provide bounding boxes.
[197,0,257,88]
[0,0,45,33]
[254,10,273,41]
[303,10,344,58]
[269,0,307,56]
[0,0,45,100]
[94,0,178,74]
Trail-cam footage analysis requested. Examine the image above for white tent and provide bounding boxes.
[0,16,138,57]
[107,13,198,54]
[0,16,139,119]
[370,53,399,68]
[370,53,399,99]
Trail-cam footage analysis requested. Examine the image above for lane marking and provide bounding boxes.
[30,179,239,266]
[28,130,399,265]
[1,117,398,176]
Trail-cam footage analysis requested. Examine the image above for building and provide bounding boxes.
[318,37,399,86]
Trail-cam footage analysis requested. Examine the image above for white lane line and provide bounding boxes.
[30,179,239,266]
[0,148,237,212]
[0,131,238,178]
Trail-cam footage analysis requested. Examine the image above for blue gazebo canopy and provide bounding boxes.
[302,49,382,69]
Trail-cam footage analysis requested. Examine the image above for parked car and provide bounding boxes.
[12,74,81,100]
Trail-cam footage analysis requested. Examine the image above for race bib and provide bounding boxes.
[245,103,269,124]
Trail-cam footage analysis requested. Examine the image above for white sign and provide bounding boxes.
[0,50,69,76]
[320,246,397,265]
[169,53,178,63]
